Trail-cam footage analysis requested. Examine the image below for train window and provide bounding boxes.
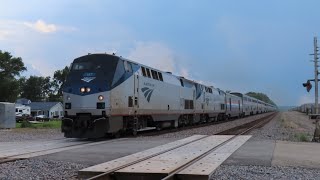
[184,100,189,109]
[151,70,159,80]
[190,100,194,109]
[128,96,133,107]
[209,88,212,93]
[124,61,132,72]
[180,79,184,87]
[72,62,92,70]
[112,60,125,86]
[158,72,163,81]
[221,104,225,110]
[229,98,231,110]
[141,67,146,76]
[146,68,151,78]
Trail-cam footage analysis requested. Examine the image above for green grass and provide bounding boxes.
[294,133,310,142]
[16,120,61,129]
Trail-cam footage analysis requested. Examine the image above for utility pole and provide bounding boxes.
[313,37,319,114]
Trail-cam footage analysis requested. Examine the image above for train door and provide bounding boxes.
[134,74,139,110]
[229,98,231,112]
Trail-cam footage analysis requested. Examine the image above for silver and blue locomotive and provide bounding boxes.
[61,53,276,138]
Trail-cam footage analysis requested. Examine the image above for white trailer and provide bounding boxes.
[15,104,31,117]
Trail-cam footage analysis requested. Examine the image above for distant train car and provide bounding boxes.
[231,92,260,116]
[225,93,242,118]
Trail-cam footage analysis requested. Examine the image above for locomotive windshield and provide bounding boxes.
[65,54,122,92]
[71,62,93,70]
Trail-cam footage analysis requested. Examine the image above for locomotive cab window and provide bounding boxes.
[180,79,184,87]
[151,70,159,80]
[124,61,133,73]
[141,67,147,76]
[146,68,151,78]
[72,62,92,70]
[158,72,163,81]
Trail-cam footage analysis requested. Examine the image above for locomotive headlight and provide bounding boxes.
[80,87,86,93]
[67,96,71,101]
[86,87,91,92]
[98,95,104,101]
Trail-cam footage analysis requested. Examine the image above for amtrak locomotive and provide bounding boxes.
[61,53,277,138]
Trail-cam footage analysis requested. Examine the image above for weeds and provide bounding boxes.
[17,120,61,129]
[20,120,33,128]
[294,133,310,142]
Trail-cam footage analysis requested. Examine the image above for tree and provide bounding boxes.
[53,66,70,96]
[0,77,21,102]
[246,92,277,106]
[0,50,26,102]
[20,76,52,102]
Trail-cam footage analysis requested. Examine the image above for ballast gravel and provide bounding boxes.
[0,159,86,180]
[0,129,64,142]
[211,165,320,180]
[249,111,315,141]
[142,113,274,139]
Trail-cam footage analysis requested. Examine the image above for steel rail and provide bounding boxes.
[0,139,112,164]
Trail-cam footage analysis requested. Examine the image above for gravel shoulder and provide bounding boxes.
[210,111,319,180]
[0,159,85,180]
[250,111,316,142]
[211,165,320,180]
[0,128,64,142]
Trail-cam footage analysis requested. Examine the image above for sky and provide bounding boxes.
[0,0,320,106]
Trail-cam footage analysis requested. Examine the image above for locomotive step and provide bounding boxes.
[137,127,157,132]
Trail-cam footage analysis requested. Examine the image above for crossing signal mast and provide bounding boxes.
[303,37,320,142]
[303,37,319,114]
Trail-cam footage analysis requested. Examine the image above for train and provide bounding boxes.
[294,103,320,115]
[61,53,277,138]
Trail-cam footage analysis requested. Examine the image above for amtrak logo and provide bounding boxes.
[81,76,96,83]
[141,87,154,102]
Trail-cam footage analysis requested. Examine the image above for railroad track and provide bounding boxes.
[137,112,275,137]
[217,112,278,135]
[84,112,277,180]
[0,113,275,167]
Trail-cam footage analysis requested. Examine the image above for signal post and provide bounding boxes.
[303,37,320,142]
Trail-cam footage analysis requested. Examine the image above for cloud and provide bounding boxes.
[298,94,314,105]
[0,19,76,38]
[21,63,42,77]
[127,42,177,72]
[0,30,10,40]
[23,20,57,33]
[179,67,189,79]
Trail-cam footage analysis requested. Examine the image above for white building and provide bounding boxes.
[29,102,64,118]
